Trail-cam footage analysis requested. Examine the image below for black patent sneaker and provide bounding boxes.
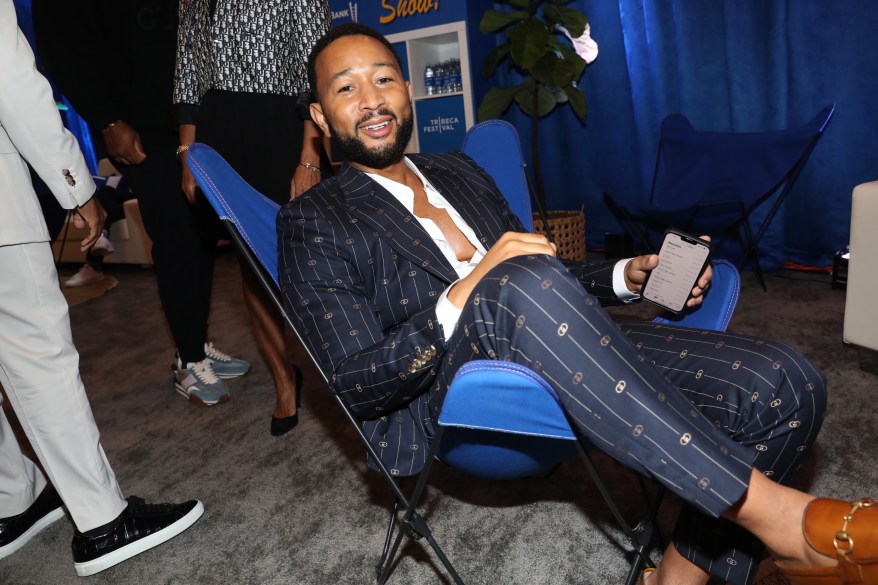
[0,485,65,559]
[71,496,203,577]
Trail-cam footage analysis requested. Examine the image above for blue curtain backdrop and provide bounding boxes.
[496,0,878,268]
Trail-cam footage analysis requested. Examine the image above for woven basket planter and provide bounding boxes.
[532,210,586,261]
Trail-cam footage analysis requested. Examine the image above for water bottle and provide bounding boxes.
[451,59,462,92]
[424,65,435,96]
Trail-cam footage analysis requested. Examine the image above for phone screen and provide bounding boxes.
[642,231,712,313]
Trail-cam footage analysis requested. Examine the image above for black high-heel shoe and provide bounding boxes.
[270,366,303,437]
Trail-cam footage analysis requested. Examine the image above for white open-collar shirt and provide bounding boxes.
[367,157,636,341]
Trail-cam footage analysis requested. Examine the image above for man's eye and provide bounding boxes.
[337,85,353,93]
[377,77,393,84]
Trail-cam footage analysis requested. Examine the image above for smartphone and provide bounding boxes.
[642,230,712,313]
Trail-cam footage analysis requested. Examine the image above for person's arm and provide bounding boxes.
[0,6,102,250]
[277,189,446,420]
[173,0,208,205]
[290,120,324,198]
[178,123,198,204]
[32,0,147,165]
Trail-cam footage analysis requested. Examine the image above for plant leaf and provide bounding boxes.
[563,83,588,120]
[478,85,524,121]
[515,82,557,117]
[531,52,576,88]
[507,0,532,8]
[548,37,587,78]
[508,20,550,70]
[481,44,511,78]
[543,6,588,37]
[480,9,529,33]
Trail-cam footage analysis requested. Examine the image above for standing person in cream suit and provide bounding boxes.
[0,2,203,576]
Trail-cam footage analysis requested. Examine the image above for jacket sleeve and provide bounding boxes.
[0,3,95,209]
[277,189,446,421]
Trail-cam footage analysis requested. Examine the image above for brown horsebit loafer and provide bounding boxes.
[778,498,877,585]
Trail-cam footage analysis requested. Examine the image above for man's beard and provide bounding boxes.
[327,108,414,169]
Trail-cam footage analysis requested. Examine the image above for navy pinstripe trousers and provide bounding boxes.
[427,255,826,585]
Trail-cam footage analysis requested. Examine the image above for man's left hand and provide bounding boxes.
[624,235,713,308]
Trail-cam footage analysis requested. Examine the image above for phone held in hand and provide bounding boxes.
[642,229,712,313]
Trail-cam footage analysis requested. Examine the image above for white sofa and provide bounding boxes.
[843,180,878,372]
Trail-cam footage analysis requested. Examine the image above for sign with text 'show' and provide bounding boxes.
[329,0,469,34]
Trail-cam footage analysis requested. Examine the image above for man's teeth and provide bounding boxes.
[363,121,390,131]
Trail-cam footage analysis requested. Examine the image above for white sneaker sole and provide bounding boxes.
[0,506,65,560]
[173,383,230,407]
[74,501,204,577]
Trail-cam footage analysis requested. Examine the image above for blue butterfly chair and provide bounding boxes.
[185,130,740,585]
[605,104,835,290]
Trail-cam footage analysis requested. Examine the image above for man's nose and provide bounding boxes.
[359,83,384,110]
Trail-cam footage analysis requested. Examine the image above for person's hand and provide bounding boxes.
[624,235,713,308]
[102,121,147,165]
[290,163,321,198]
[72,197,107,252]
[446,232,557,308]
[180,152,199,205]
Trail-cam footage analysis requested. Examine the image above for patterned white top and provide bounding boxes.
[173,0,330,111]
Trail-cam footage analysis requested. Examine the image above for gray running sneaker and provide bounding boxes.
[173,358,230,406]
[203,342,250,379]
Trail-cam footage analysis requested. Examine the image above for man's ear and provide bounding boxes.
[310,103,329,136]
[406,80,413,102]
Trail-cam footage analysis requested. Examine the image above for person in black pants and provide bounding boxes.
[32,0,250,406]
[174,0,332,435]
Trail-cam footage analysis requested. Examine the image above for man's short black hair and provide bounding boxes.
[306,23,404,102]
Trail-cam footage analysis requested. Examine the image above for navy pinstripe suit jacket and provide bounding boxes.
[277,152,625,475]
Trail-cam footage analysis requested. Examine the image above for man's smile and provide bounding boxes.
[358,116,394,139]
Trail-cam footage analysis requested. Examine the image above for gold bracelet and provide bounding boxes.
[176,144,191,158]
[101,120,123,134]
[299,162,321,173]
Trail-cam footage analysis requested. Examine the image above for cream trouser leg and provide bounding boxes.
[0,242,126,531]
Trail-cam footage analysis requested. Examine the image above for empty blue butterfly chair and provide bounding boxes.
[606,104,835,289]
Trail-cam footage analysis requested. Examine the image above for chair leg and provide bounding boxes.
[376,427,466,585]
[737,221,767,291]
[577,444,660,584]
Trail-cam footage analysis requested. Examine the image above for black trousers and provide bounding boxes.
[195,89,330,204]
[114,149,218,363]
[431,255,827,585]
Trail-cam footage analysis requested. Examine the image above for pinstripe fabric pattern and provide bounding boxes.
[277,153,826,584]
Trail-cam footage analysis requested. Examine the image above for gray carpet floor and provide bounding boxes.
[1,252,876,585]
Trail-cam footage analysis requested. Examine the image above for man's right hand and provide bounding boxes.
[446,231,557,308]
[73,197,107,252]
[102,120,147,165]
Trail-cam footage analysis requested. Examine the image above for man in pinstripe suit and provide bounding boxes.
[277,23,876,585]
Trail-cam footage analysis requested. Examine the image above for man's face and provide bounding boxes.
[310,35,414,173]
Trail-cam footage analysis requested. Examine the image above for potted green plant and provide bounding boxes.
[478,0,596,258]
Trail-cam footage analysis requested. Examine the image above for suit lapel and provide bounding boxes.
[336,163,459,284]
